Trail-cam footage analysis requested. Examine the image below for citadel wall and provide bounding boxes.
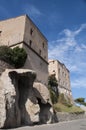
[0,15,48,85]
[0,16,25,46]
[48,60,72,98]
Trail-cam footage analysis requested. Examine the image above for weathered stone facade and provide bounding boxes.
[48,60,72,100]
[0,15,48,85]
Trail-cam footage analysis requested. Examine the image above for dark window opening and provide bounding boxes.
[43,42,45,48]
[58,68,60,73]
[29,40,32,47]
[53,61,55,64]
[39,50,41,55]
[30,28,33,35]
[0,31,2,36]
[44,56,46,59]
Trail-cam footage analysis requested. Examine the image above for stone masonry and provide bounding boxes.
[0,15,48,85]
[48,60,73,101]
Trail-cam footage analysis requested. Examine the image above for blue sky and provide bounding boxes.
[0,0,86,100]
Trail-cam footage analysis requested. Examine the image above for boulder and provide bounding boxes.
[0,69,54,129]
[0,69,37,128]
[33,82,53,124]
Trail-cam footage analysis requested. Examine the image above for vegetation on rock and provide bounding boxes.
[48,74,84,113]
[53,103,84,113]
[48,74,58,104]
[0,46,27,68]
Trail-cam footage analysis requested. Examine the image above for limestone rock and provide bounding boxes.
[33,82,51,104]
[33,82,53,124]
[0,69,36,128]
[0,69,54,129]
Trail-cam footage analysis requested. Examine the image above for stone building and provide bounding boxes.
[0,15,48,85]
[48,60,72,99]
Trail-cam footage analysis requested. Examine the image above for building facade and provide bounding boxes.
[48,60,72,99]
[0,15,48,85]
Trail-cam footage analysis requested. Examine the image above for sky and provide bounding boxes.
[0,0,86,100]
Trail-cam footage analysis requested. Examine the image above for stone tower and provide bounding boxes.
[0,15,48,85]
[48,60,73,100]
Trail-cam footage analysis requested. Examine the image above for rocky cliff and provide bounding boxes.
[0,69,53,129]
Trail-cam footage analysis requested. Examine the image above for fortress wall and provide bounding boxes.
[0,16,25,46]
[24,16,48,62]
[22,43,48,85]
[0,15,48,85]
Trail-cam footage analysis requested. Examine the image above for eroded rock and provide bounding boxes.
[0,69,53,129]
[33,82,53,124]
[0,69,36,128]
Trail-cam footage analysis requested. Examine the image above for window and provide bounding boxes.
[44,56,46,59]
[58,68,60,73]
[30,28,33,35]
[39,49,41,55]
[62,72,64,76]
[53,61,55,64]
[0,31,2,36]
[43,42,45,48]
[29,40,32,47]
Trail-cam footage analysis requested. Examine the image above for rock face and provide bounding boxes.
[0,69,53,129]
[0,60,14,75]
[33,82,53,124]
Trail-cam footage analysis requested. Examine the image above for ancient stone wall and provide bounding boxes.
[24,15,48,62]
[48,60,72,101]
[0,16,25,46]
[0,15,48,85]
[22,44,48,85]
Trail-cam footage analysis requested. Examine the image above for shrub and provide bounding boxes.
[0,46,27,68]
[48,74,58,87]
[48,86,58,104]
[48,74,59,104]
[10,47,27,68]
[0,46,12,63]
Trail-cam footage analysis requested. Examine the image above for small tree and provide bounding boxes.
[48,74,58,87]
[0,45,27,68]
[75,97,85,105]
[10,47,27,68]
[0,46,12,63]
[48,74,58,104]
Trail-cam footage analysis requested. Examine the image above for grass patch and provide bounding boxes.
[53,103,84,113]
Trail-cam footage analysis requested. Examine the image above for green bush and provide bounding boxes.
[48,86,58,104]
[10,47,27,68]
[0,46,12,63]
[0,46,27,68]
[48,74,58,87]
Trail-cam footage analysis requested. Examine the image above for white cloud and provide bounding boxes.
[71,78,86,88]
[48,24,86,88]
